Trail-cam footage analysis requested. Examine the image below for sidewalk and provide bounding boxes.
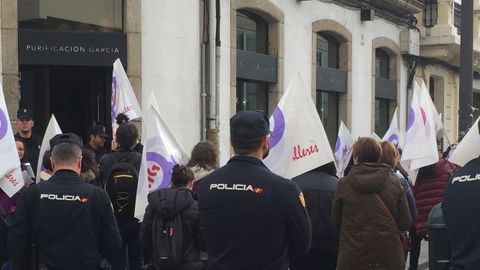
[406,240,429,270]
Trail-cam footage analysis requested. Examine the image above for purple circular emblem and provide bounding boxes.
[406,108,415,131]
[269,107,285,149]
[334,137,341,153]
[146,152,176,190]
[0,108,8,140]
[388,134,399,146]
[111,76,118,124]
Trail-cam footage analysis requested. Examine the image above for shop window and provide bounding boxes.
[316,91,339,146]
[236,10,270,112]
[18,0,123,31]
[424,0,438,28]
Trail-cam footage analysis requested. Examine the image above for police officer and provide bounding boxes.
[198,111,311,270]
[85,125,110,163]
[443,120,480,269]
[8,133,122,270]
[14,108,42,171]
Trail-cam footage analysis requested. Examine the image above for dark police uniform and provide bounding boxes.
[443,157,480,269]
[199,156,311,270]
[8,134,121,270]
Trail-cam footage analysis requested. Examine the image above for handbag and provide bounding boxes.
[374,194,411,255]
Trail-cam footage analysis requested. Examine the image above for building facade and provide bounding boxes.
[416,0,480,150]
[1,0,425,163]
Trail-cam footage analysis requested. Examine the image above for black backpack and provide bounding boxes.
[151,213,185,270]
[105,152,141,217]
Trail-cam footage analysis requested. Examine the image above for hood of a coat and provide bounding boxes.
[346,163,392,193]
[147,188,195,219]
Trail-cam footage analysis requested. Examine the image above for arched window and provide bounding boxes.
[374,48,396,137]
[316,33,342,145]
[236,10,270,112]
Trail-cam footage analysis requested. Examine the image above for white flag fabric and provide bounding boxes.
[134,92,187,220]
[111,59,142,130]
[0,85,24,197]
[449,117,480,166]
[401,81,439,174]
[382,107,400,147]
[36,115,62,182]
[420,81,443,133]
[334,121,355,178]
[371,132,381,141]
[264,72,335,179]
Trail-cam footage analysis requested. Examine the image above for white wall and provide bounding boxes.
[142,0,201,156]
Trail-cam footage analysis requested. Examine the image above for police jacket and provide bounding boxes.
[443,157,480,269]
[8,169,122,270]
[198,156,311,270]
[292,169,339,260]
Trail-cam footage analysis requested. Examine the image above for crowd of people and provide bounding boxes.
[0,108,477,270]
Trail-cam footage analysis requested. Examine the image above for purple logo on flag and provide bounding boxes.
[111,76,118,123]
[406,108,415,131]
[334,137,341,153]
[0,108,8,140]
[269,107,285,149]
[388,134,399,146]
[146,152,176,191]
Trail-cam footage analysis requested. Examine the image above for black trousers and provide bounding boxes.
[409,229,423,270]
[290,256,337,270]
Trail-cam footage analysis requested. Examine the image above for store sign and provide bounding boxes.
[19,30,127,66]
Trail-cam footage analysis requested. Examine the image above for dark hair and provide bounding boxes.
[171,164,194,188]
[352,137,382,163]
[42,150,53,171]
[81,149,97,173]
[116,123,138,149]
[51,143,82,166]
[318,161,337,177]
[187,141,219,170]
[116,113,130,126]
[231,136,264,155]
[15,138,27,161]
[379,141,398,168]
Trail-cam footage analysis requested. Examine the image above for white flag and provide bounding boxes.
[134,92,187,220]
[335,121,355,178]
[449,117,480,166]
[263,72,334,179]
[420,81,443,133]
[371,132,381,141]
[0,85,24,197]
[382,107,400,147]
[111,58,142,131]
[401,81,439,175]
[36,115,62,182]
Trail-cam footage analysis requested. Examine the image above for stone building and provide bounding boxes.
[0,0,425,162]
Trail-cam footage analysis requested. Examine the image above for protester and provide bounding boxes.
[198,111,311,269]
[99,123,143,270]
[141,164,206,270]
[14,108,42,171]
[409,158,457,269]
[15,139,27,164]
[8,133,122,269]
[332,137,412,270]
[443,121,480,269]
[116,113,144,154]
[39,150,53,181]
[379,141,417,223]
[188,141,219,194]
[290,162,339,270]
[85,124,109,163]
[81,149,98,183]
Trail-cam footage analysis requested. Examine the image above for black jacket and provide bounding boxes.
[198,156,311,270]
[141,188,205,268]
[443,157,480,269]
[7,169,122,270]
[98,147,142,189]
[292,169,339,261]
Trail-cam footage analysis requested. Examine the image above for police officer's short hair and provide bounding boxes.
[51,143,82,166]
[231,137,264,155]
